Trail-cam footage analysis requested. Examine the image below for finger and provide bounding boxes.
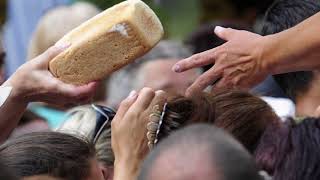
[214,26,237,41]
[61,81,99,99]
[314,106,320,118]
[211,77,231,92]
[186,68,222,97]
[35,43,71,69]
[172,48,217,73]
[129,87,155,114]
[115,90,139,120]
[149,90,168,113]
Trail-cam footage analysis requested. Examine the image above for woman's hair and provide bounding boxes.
[27,2,99,60]
[0,131,95,179]
[158,90,280,153]
[57,105,114,167]
[255,117,320,180]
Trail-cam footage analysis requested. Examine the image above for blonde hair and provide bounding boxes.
[57,105,114,167]
[27,2,100,60]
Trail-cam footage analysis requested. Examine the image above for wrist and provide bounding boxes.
[259,35,278,75]
[2,77,29,105]
[114,155,141,180]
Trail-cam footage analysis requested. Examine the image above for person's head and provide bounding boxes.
[261,0,320,103]
[135,59,200,96]
[57,105,115,177]
[9,110,49,139]
[154,90,280,153]
[255,117,320,180]
[107,40,192,107]
[0,158,18,180]
[0,131,105,180]
[139,124,263,180]
[28,2,99,60]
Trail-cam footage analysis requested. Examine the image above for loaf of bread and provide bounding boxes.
[49,0,164,85]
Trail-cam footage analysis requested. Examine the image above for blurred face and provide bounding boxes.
[141,59,200,96]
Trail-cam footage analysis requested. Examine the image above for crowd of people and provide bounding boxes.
[1,0,320,179]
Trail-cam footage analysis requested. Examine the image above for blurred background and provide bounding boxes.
[0,0,274,77]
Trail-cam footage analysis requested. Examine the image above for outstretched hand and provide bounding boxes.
[173,26,270,96]
[3,44,99,107]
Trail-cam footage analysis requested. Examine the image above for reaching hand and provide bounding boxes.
[3,44,99,107]
[111,88,167,180]
[173,26,270,96]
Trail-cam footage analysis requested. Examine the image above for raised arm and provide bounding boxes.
[0,44,98,142]
[173,12,320,96]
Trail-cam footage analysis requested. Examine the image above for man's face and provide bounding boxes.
[141,59,200,96]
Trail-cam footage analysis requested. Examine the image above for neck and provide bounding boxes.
[295,73,320,116]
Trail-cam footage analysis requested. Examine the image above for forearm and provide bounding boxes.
[0,83,28,142]
[263,12,320,74]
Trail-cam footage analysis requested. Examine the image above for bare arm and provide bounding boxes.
[265,12,320,74]
[173,12,320,96]
[0,45,98,142]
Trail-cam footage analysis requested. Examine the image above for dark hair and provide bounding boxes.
[228,0,275,16]
[0,158,18,180]
[0,131,96,180]
[261,0,320,101]
[186,22,251,72]
[255,117,320,180]
[139,124,263,180]
[158,90,280,153]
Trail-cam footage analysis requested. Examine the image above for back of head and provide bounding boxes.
[27,2,100,60]
[0,158,18,180]
[261,0,320,101]
[57,105,114,167]
[0,131,95,179]
[255,117,320,180]
[157,90,279,153]
[139,124,262,180]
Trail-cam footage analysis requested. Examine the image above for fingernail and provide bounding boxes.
[128,90,137,99]
[55,42,71,50]
[173,64,181,72]
[214,26,225,34]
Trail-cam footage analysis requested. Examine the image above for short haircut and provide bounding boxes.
[261,0,320,101]
[139,124,262,180]
[0,132,95,179]
[255,118,320,180]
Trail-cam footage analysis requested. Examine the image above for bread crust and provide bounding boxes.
[49,0,164,85]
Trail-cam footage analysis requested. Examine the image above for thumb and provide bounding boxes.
[214,26,237,41]
[34,42,71,69]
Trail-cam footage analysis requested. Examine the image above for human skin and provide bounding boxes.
[111,88,167,180]
[0,44,99,142]
[173,12,320,96]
